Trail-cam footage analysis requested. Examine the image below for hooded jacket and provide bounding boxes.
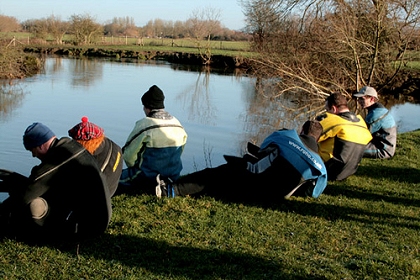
[317,112,372,181]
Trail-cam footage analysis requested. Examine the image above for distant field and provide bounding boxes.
[0,32,251,56]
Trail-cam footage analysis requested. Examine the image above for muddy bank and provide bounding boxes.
[23,47,251,70]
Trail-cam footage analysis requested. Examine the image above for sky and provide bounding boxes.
[0,0,246,31]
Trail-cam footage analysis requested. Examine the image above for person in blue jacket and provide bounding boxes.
[353,86,397,159]
[155,120,328,203]
[119,85,188,193]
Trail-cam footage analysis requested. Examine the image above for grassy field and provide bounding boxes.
[0,130,419,279]
[0,32,252,57]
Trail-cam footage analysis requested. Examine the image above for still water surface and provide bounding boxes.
[1,57,419,189]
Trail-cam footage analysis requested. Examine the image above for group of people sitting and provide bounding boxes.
[0,84,397,243]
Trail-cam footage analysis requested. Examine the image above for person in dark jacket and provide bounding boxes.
[156,120,328,203]
[317,92,372,181]
[353,86,397,159]
[0,122,111,242]
[68,116,123,197]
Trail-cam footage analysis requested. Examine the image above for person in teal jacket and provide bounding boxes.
[353,86,397,159]
[156,120,328,203]
[119,85,188,193]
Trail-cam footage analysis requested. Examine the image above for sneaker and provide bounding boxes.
[155,174,175,198]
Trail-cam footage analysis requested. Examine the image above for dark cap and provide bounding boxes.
[141,85,165,109]
[23,122,55,150]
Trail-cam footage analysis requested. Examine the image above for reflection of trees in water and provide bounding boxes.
[242,80,325,146]
[71,58,103,87]
[50,56,64,74]
[176,69,217,125]
[0,83,26,120]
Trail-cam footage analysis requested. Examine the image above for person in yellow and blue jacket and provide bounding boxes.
[317,92,372,181]
[119,85,187,194]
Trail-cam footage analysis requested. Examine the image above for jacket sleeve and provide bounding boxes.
[122,127,149,167]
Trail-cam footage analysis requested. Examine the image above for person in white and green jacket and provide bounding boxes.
[119,85,187,194]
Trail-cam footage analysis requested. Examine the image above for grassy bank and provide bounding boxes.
[0,47,41,79]
[1,130,419,279]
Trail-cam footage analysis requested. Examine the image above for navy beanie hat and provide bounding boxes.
[141,85,165,109]
[23,122,55,150]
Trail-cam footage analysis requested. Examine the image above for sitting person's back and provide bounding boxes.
[1,123,111,242]
[119,85,188,193]
[68,116,123,197]
[317,92,372,181]
[353,86,397,159]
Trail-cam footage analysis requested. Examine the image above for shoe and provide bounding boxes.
[156,174,175,198]
[155,174,164,198]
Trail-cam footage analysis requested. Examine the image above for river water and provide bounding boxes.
[1,56,419,201]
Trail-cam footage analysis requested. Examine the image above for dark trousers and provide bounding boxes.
[173,161,302,203]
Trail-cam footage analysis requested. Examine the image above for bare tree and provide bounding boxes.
[69,14,103,45]
[0,15,20,32]
[103,17,138,39]
[24,18,49,40]
[187,6,222,65]
[46,15,69,44]
[241,0,420,97]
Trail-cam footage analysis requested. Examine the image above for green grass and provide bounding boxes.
[1,130,419,279]
[1,32,253,57]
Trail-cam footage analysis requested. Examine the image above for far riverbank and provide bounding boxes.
[23,46,252,70]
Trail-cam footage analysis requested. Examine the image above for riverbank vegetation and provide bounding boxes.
[0,48,41,79]
[240,0,420,101]
[1,129,419,279]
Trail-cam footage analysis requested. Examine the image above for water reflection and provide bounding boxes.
[176,71,217,126]
[71,58,104,87]
[0,82,26,121]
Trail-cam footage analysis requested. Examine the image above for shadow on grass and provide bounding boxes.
[322,163,420,208]
[323,181,420,208]
[14,233,314,280]
[115,176,420,233]
[355,164,420,184]
[276,198,420,231]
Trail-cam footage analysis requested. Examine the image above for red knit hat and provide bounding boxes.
[68,116,104,141]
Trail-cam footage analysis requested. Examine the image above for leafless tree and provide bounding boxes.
[104,17,138,37]
[46,15,69,44]
[24,18,49,40]
[241,0,420,97]
[187,6,222,65]
[0,15,20,32]
[69,14,103,45]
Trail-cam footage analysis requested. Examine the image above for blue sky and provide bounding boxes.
[0,0,246,30]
